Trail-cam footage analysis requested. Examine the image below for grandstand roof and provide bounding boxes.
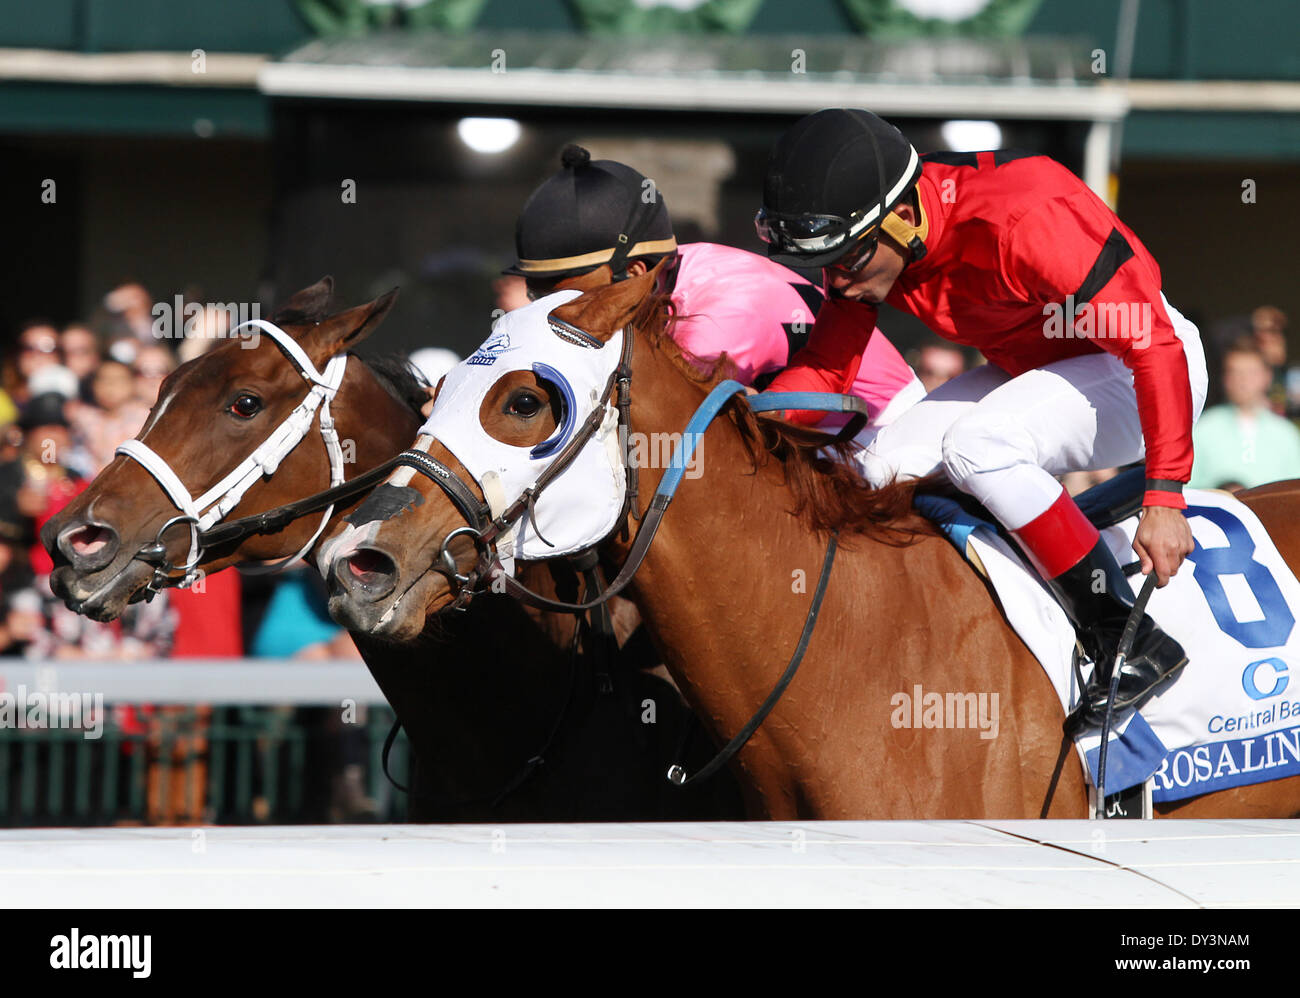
[259,31,1128,121]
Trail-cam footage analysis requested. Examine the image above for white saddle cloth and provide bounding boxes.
[960,489,1300,801]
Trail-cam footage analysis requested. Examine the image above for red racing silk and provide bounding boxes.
[768,151,1194,509]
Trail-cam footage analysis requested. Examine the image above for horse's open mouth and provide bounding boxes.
[49,559,158,622]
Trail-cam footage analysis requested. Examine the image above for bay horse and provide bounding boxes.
[43,278,742,822]
[325,268,1300,819]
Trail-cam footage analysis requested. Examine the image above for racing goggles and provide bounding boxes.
[825,230,883,274]
[753,206,876,257]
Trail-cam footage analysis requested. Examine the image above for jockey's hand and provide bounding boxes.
[1133,504,1194,587]
[420,385,437,419]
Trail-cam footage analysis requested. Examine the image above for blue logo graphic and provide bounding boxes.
[1242,658,1290,700]
[466,330,517,366]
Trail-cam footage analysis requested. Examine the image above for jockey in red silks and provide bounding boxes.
[758,109,1208,724]
[503,145,924,436]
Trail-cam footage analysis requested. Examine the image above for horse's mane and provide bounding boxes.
[631,291,935,546]
[363,352,430,417]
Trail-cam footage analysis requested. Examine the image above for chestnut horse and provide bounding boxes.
[325,269,1300,819]
[43,278,742,822]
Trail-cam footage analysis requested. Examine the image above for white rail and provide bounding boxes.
[3,820,1298,908]
[0,659,387,705]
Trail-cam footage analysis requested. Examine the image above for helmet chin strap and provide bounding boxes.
[880,195,929,263]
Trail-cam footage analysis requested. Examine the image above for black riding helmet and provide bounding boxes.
[757,108,925,269]
[504,145,677,282]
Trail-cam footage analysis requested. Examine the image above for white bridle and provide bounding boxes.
[115,319,348,588]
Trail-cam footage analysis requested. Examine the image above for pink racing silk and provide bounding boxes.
[666,243,922,428]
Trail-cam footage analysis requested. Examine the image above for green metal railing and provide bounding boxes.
[0,703,409,827]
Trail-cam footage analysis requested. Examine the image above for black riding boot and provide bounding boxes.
[1044,537,1189,727]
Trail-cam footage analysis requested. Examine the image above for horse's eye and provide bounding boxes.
[230,394,261,419]
[507,391,542,418]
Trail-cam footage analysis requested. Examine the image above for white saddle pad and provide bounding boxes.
[961,489,1300,801]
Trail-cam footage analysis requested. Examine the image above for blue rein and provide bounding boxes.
[656,381,865,788]
[656,380,870,503]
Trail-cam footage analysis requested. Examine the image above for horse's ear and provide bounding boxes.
[274,277,335,323]
[308,287,400,362]
[549,260,665,342]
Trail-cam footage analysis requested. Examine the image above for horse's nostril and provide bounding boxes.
[341,548,397,599]
[70,526,111,558]
[58,522,120,571]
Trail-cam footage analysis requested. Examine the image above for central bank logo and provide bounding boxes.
[1242,657,1289,700]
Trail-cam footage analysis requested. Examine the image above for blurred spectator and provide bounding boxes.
[177,303,231,364]
[249,566,370,822]
[169,573,243,659]
[60,324,101,380]
[251,567,360,660]
[1251,305,1300,418]
[133,343,177,407]
[13,321,62,406]
[27,365,96,479]
[71,360,150,472]
[20,575,175,661]
[15,392,85,577]
[493,274,531,313]
[0,384,177,660]
[408,347,460,387]
[27,363,79,403]
[1190,337,1300,490]
[102,282,156,342]
[105,334,140,367]
[0,483,33,654]
[912,344,966,393]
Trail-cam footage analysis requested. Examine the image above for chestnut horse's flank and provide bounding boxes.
[326,270,1300,819]
[42,278,742,823]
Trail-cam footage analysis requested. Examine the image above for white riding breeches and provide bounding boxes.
[856,295,1209,530]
